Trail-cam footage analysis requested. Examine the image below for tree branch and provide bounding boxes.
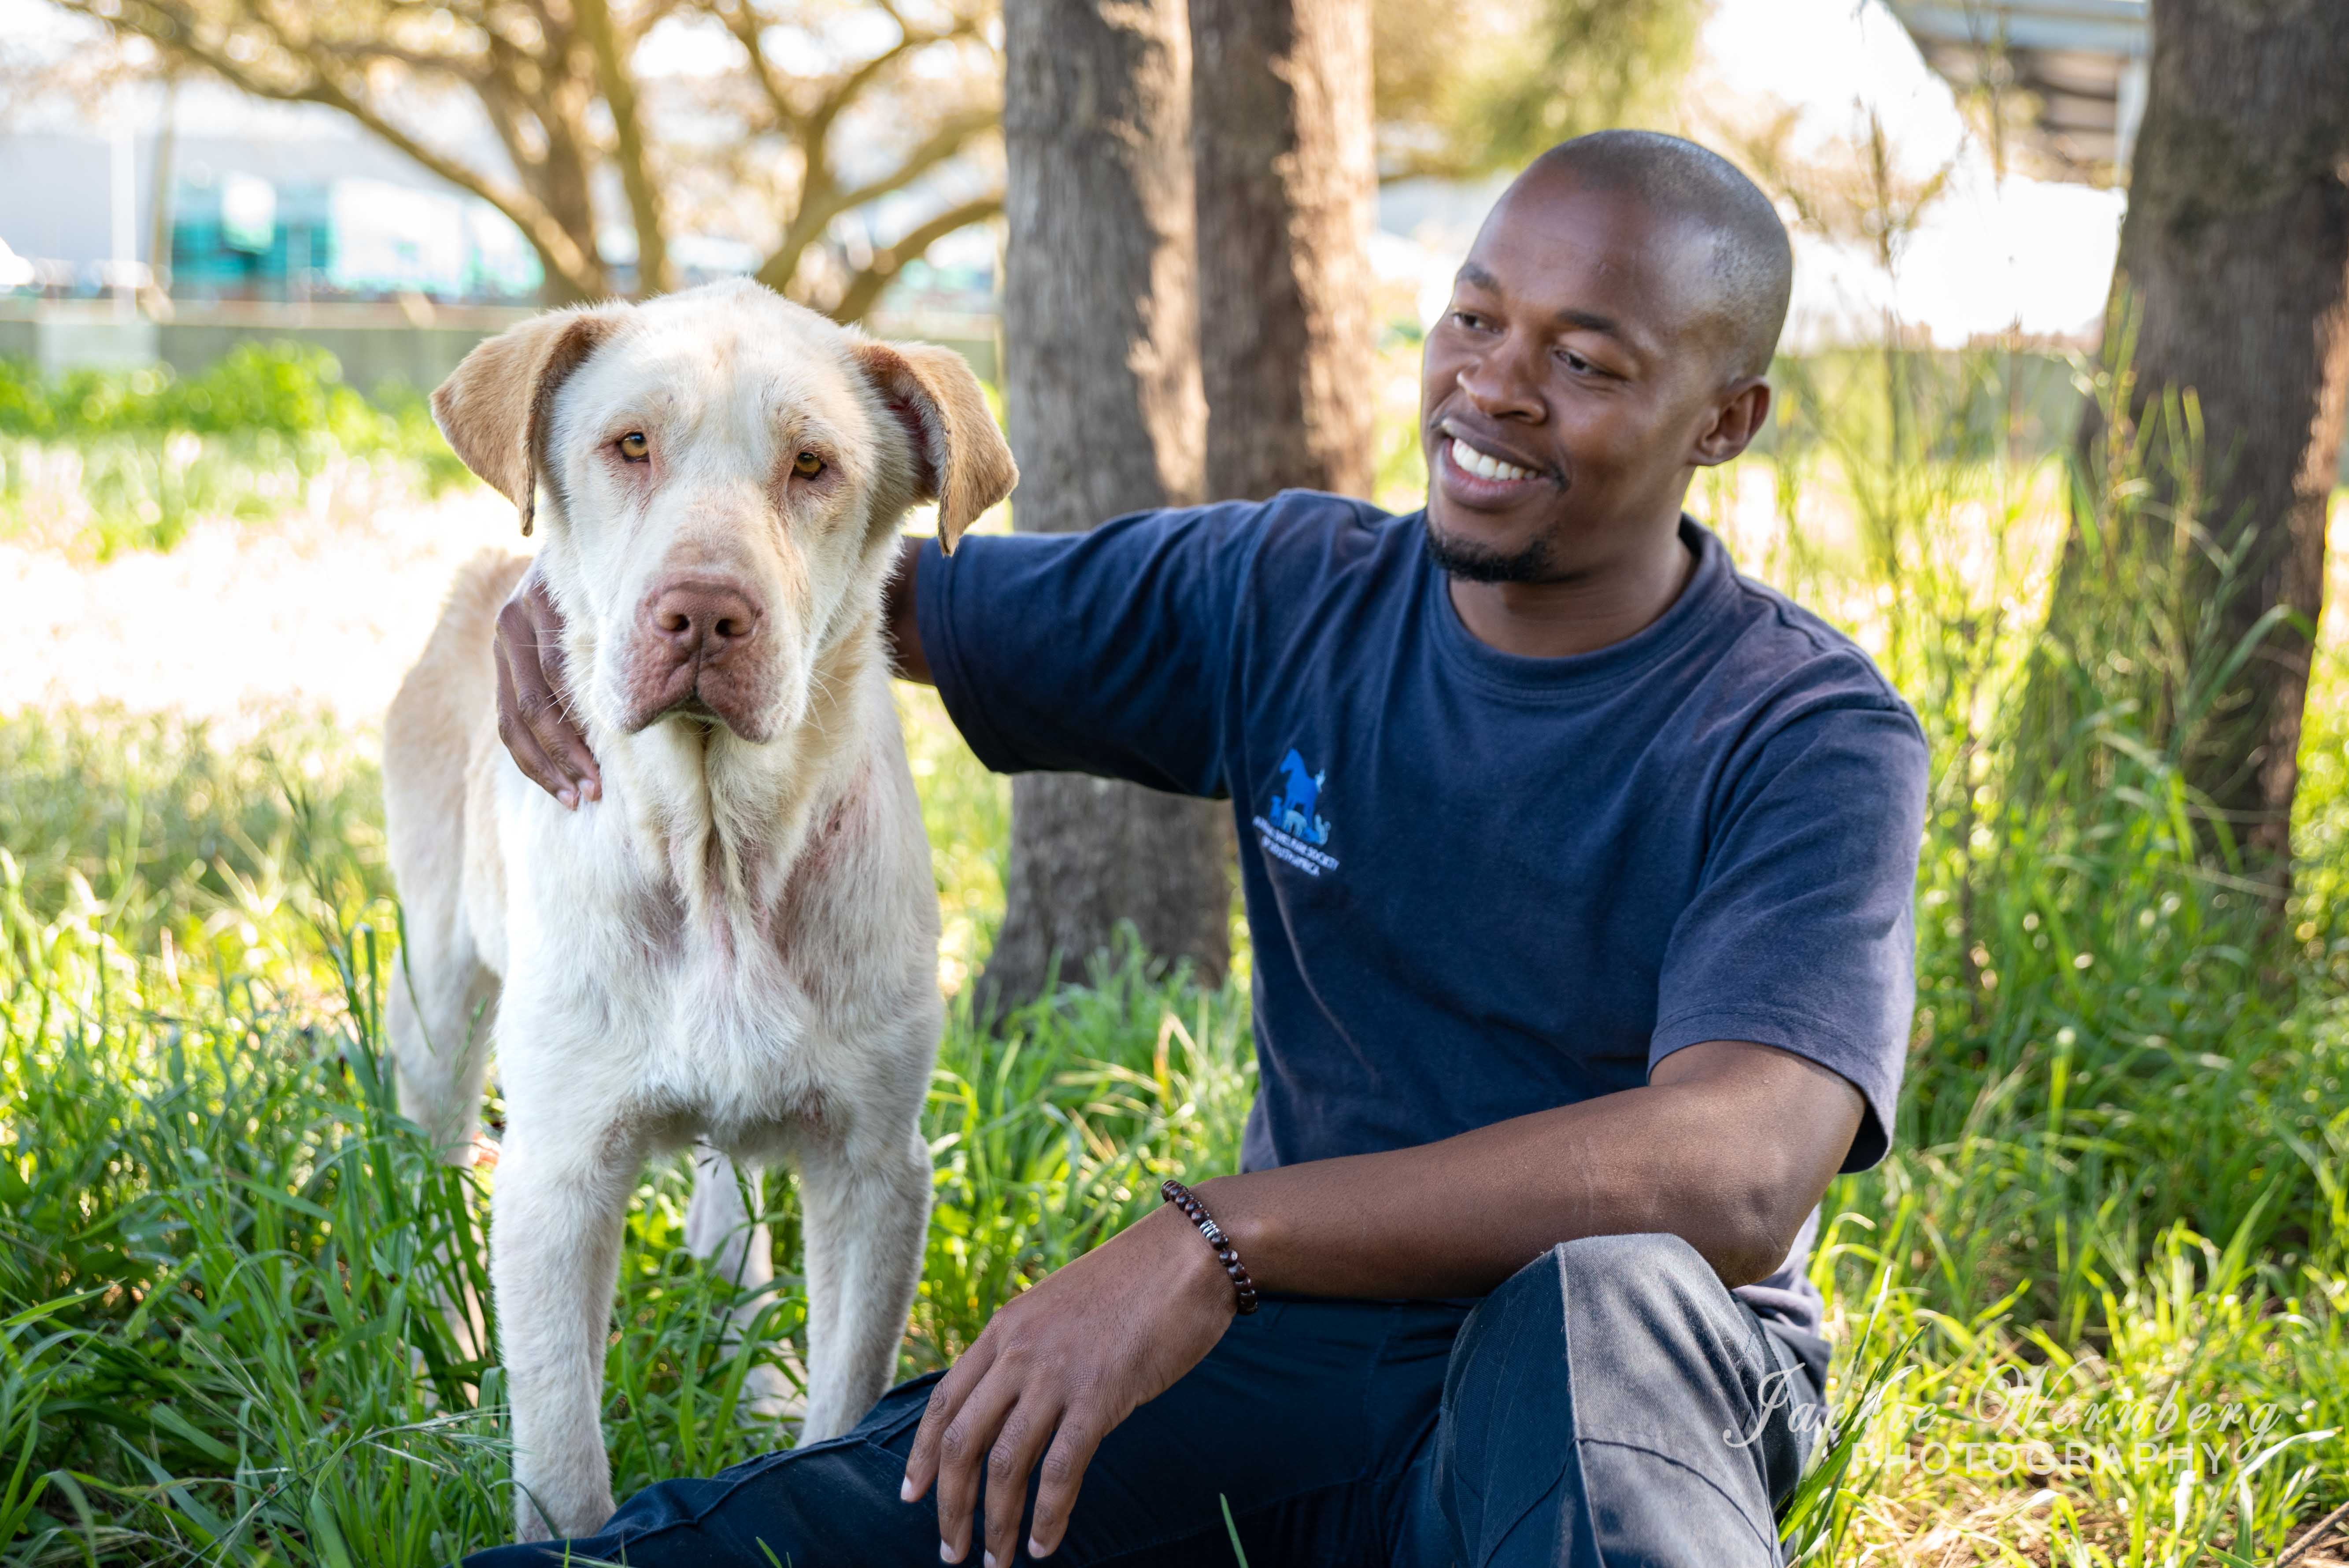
[817,106,999,229]
[305,38,492,88]
[801,15,974,152]
[829,191,1000,323]
[269,0,604,298]
[311,85,603,296]
[711,0,802,134]
[76,0,605,299]
[576,0,670,293]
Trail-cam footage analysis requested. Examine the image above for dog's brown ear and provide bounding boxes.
[432,307,625,536]
[853,340,1018,552]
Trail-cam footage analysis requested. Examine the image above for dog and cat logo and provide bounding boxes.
[1254,747,1340,876]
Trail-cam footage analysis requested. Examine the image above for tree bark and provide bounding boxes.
[2047,0,2349,893]
[577,0,671,296]
[1189,0,1377,500]
[147,75,179,299]
[983,0,1231,1015]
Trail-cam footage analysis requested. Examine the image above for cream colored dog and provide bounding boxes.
[382,278,1015,1540]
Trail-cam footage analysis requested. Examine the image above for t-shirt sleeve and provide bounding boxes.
[1648,695,1929,1170]
[913,502,1264,798]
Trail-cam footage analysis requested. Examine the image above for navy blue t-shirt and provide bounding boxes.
[916,492,1927,1333]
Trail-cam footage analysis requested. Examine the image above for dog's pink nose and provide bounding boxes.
[646,582,762,664]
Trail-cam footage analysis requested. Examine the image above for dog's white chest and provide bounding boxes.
[640,921,829,1108]
[507,857,825,1113]
[491,755,934,1147]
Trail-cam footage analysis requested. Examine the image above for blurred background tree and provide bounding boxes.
[693,0,1001,318]
[983,0,1386,1016]
[1191,0,1375,503]
[985,0,1228,1016]
[49,0,1002,313]
[1369,0,1708,181]
[2030,0,2349,910]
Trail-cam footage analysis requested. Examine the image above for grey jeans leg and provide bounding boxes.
[1423,1233,1821,1568]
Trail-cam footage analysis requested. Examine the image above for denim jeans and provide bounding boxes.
[461,1231,1826,1567]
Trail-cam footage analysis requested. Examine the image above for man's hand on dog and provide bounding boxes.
[493,570,602,808]
[900,1203,1237,1564]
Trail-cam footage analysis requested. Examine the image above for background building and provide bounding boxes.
[1887,0,2149,182]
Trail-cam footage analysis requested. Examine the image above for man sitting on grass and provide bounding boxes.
[468,129,1927,1568]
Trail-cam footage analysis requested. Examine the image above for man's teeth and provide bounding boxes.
[1450,438,1535,483]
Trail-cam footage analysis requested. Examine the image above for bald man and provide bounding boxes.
[467,131,1927,1568]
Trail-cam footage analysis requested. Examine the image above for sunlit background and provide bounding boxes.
[11,3,2349,1565]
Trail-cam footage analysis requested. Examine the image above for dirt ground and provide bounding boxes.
[0,488,522,729]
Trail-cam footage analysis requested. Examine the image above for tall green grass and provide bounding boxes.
[1752,342,2349,1563]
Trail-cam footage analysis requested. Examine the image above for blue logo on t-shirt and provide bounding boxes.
[1270,749,1331,844]
[1255,748,1339,876]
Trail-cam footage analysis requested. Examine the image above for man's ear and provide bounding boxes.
[432,306,626,536]
[852,340,1018,552]
[1692,379,1772,468]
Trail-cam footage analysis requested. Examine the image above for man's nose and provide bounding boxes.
[643,581,762,665]
[1455,345,1545,422]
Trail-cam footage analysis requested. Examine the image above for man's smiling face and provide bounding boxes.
[1419,173,1763,584]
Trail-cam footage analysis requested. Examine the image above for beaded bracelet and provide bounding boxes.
[1161,1178,1260,1315]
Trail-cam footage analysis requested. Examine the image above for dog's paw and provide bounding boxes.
[514,1487,615,1544]
[513,1496,554,1543]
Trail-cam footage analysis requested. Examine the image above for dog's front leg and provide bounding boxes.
[794,1125,932,1442]
[491,1114,643,1540]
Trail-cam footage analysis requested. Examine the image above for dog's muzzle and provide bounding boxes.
[622,578,778,738]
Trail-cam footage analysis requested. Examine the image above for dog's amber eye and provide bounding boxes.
[792,450,824,478]
[618,432,649,461]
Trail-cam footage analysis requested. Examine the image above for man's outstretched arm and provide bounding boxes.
[901,1039,1863,1565]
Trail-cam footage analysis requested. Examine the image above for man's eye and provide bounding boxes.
[1560,350,1594,374]
[617,432,650,461]
[793,450,824,478]
[1451,311,1487,331]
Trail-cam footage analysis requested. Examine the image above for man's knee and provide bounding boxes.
[1443,1234,1723,1452]
[1553,1230,1713,1286]
[1433,1236,1795,1567]
[1543,1232,1767,1394]
[1479,1232,1717,1344]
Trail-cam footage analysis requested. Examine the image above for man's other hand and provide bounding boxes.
[494,569,603,808]
[902,1204,1237,1563]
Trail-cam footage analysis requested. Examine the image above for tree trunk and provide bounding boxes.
[1189,0,1377,501]
[2046,0,2349,896]
[983,0,1231,1015]
[147,76,179,300]
[577,0,670,296]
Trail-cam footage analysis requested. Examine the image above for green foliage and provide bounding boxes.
[917,958,1253,1368]
[0,707,389,964]
[0,346,466,558]
[1737,338,2349,1561]
[1371,0,1709,180]
[0,920,514,1564]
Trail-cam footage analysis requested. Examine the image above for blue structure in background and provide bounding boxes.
[167,172,542,303]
